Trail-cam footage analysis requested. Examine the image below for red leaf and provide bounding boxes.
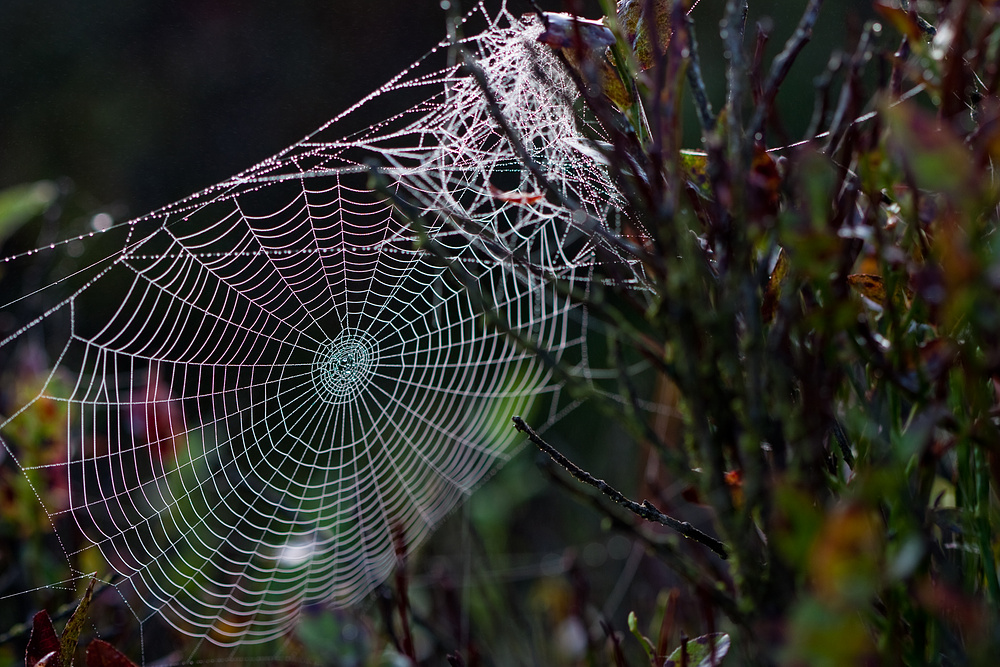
[86,640,139,667]
[761,248,789,323]
[26,611,61,667]
[749,145,782,218]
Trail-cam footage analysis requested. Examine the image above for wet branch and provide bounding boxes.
[512,416,728,559]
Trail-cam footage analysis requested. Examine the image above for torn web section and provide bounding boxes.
[376,15,641,283]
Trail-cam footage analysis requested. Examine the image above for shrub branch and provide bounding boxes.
[512,416,729,559]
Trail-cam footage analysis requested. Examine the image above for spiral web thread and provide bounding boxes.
[0,1,645,650]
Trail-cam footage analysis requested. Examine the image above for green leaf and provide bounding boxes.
[664,633,730,667]
[883,99,975,200]
[60,578,96,667]
[627,611,657,665]
[0,181,58,244]
[873,2,924,49]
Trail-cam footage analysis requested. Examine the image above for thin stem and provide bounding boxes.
[722,0,749,164]
[0,575,120,645]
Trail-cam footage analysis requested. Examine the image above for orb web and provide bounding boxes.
[312,329,378,406]
[0,0,646,650]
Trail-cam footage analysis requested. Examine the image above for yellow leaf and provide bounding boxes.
[762,248,790,323]
[847,274,888,304]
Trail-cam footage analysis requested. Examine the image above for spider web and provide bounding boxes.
[0,1,644,649]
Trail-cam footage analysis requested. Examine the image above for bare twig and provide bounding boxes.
[824,23,875,156]
[748,0,825,142]
[804,51,841,142]
[685,17,716,134]
[750,21,772,106]
[512,416,729,559]
[721,0,749,162]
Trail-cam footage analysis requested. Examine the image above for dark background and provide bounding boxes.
[0,0,876,217]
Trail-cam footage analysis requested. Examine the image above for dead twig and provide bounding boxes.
[512,416,728,559]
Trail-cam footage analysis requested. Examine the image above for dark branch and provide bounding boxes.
[684,14,716,134]
[512,416,729,559]
[748,0,824,142]
[538,454,745,625]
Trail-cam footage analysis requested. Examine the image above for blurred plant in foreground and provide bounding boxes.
[469,0,1000,664]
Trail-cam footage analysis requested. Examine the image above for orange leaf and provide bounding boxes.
[762,249,790,323]
[847,274,888,304]
[749,145,782,217]
[848,273,914,306]
[724,470,744,507]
